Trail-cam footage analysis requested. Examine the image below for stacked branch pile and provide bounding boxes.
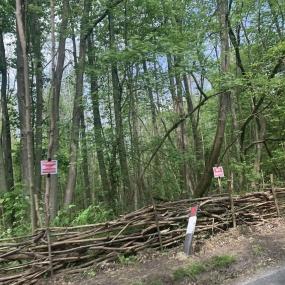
[0,190,281,284]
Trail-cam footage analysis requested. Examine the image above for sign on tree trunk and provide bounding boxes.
[41,160,58,175]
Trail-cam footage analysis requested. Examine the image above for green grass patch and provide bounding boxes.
[209,255,236,269]
[118,254,138,265]
[173,254,235,282]
[173,262,206,281]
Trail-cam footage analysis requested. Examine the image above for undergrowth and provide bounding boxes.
[173,254,236,282]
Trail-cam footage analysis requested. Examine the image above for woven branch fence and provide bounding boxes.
[0,189,284,285]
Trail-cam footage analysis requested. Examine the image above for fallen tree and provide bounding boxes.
[0,189,283,284]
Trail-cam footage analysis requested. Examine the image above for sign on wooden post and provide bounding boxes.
[184,205,198,256]
[41,160,58,175]
[213,166,224,178]
[213,166,224,193]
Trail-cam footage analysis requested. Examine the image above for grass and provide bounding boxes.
[118,254,138,265]
[252,243,264,256]
[210,255,236,269]
[173,262,206,281]
[132,278,163,285]
[173,254,236,282]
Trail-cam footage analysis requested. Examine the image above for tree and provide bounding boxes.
[16,0,37,232]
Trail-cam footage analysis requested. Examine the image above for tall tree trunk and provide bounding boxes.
[72,31,92,207]
[128,65,144,209]
[47,0,69,217]
[16,33,29,191]
[16,0,37,232]
[64,0,89,206]
[174,57,194,195]
[109,10,132,211]
[87,38,113,206]
[194,0,231,197]
[167,55,194,195]
[183,74,204,173]
[80,104,92,206]
[142,61,165,198]
[0,31,13,191]
[30,7,44,196]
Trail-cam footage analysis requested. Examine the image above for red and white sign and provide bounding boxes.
[41,160,58,175]
[213,166,224,178]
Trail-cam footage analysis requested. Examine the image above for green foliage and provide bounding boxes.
[82,268,97,277]
[0,187,30,238]
[173,262,206,281]
[71,204,113,225]
[173,255,235,282]
[118,254,138,265]
[209,255,236,269]
[53,203,114,227]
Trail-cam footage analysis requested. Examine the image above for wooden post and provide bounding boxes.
[151,197,163,251]
[228,177,236,228]
[45,160,53,277]
[218,177,222,194]
[184,205,198,256]
[270,174,280,217]
[261,170,265,191]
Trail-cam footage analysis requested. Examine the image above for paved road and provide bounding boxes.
[241,267,285,285]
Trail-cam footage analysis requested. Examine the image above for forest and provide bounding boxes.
[0,0,284,236]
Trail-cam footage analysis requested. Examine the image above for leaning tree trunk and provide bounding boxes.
[194,0,231,197]
[16,0,37,232]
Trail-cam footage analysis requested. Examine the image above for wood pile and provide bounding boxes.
[0,190,280,284]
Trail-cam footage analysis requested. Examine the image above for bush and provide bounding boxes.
[53,203,114,227]
[0,187,30,238]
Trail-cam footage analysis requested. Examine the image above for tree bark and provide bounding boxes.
[16,0,37,232]
[0,31,13,191]
[64,0,89,206]
[194,0,231,197]
[80,101,92,206]
[87,38,113,206]
[142,60,165,199]
[47,0,69,217]
[30,6,44,196]
[109,10,132,211]
[167,55,194,195]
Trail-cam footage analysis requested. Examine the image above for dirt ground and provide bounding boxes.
[37,218,285,285]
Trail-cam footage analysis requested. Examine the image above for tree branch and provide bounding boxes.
[190,72,208,99]
[141,91,225,177]
[244,137,285,154]
[84,0,125,40]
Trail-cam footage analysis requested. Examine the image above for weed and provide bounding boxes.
[209,255,236,269]
[173,262,205,281]
[84,269,97,277]
[173,254,235,282]
[118,254,138,265]
[252,244,264,256]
